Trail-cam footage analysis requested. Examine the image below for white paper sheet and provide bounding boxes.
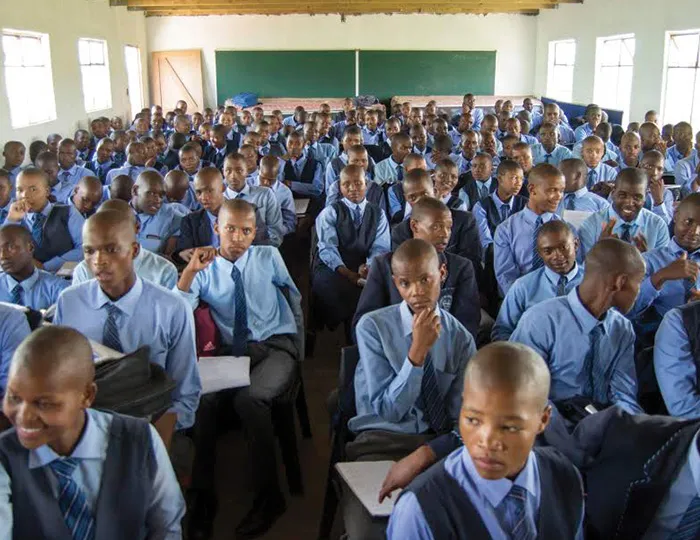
[563,210,593,230]
[90,340,122,363]
[56,261,78,278]
[295,198,310,216]
[335,461,398,517]
[198,356,251,394]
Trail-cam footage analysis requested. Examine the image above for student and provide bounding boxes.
[0,303,30,402]
[386,342,584,540]
[494,163,566,295]
[87,138,117,184]
[675,130,700,193]
[615,130,642,170]
[4,168,84,273]
[578,168,670,255]
[174,142,208,182]
[46,133,63,156]
[375,133,413,185]
[629,193,700,325]
[130,170,182,255]
[558,158,609,213]
[0,325,186,537]
[315,112,338,150]
[410,125,430,158]
[54,139,92,204]
[458,153,497,211]
[388,169,433,223]
[177,200,302,538]
[72,199,178,289]
[223,153,284,247]
[280,130,324,204]
[164,169,198,215]
[540,103,575,145]
[108,174,133,203]
[666,121,695,173]
[283,105,306,133]
[580,136,617,188]
[312,164,390,332]
[392,170,483,275]
[511,142,534,181]
[27,141,48,167]
[0,224,67,310]
[55,209,201,436]
[510,237,644,418]
[450,130,479,175]
[105,142,154,185]
[255,155,296,236]
[463,93,484,129]
[74,129,92,163]
[69,176,104,219]
[505,117,537,146]
[493,221,583,341]
[239,144,261,186]
[639,149,675,225]
[110,130,128,167]
[1,142,25,188]
[326,145,380,208]
[355,198,480,339]
[432,159,468,212]
[639,121,664,154]
[531,121,573,166]
[574,105,603,142]
[426,134,456,172]
[304,121,337,166]
[362,110,383,146]
[207,124,238,170]
[473,160,528,254]
[141,135,168,176]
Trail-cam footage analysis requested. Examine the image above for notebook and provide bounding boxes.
[198,356,251,394]
[336,460,399,517]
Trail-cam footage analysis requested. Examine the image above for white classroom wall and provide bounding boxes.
[145,14,537,109]
[0,0,149,148]
[534,0,700,123]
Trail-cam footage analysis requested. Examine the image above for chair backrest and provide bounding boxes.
[338,345,360,418]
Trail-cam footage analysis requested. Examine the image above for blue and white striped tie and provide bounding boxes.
[499,484,536,540]
[102,303,123,353]
[10,284,23,306]
[49,458,96,540]
[670,496,700,540]
[420,353,449,433]
[530,217,545,270]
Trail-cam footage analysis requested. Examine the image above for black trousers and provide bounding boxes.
[189,334,297,500]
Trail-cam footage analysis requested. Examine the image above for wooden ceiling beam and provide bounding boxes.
[127,0,573,6]
[141,7,546,15]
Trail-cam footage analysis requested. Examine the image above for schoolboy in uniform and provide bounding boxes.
[494,164,565,295]
[164,170,199,215]
[459,153,497,211]
[72,199,178,289]
[28,141,48,166]
[315,112,338,151]
[505,117,537,146]
[304,121,337,167]
[539,103,575,145]
[451,130,480,175]
[238,144,260,185]
[493,221,583,341]
[675,130,700,192]
[326,145,380,209]
[511,142,534,184]
[223,153,284,247]
[426,133,456,172]
[0,171,12,223]
[1,142,25,189]
[207,124,238,170]
[55,139,92,204]
[362,110,383,146]
[255,155,296,236]
[639,121,665,155]
[0,326,186,538]
[0,224,67,310]
[616,131,642,170]
[280,131,324,207]
[473,160,528,254]
[666,121,695,173]
[46,134,63,156]
[432,159,468,212]
[105,142,154,185]
[130,170,182,255]
[531,121,573,166]
[69,176,103,219]
[54,210,201,438]
[177,200,302,538]
[639,149,675,225]
[510,238,644,416]
[355,198,480,339]
[410,124,430,158]
[580,136,617,188]
[312,164,390,332]
[578,168,670,255]
[0,303,30,403]
[174,142,210,182]
[558,158,609,213]
[375,133,413,185]
[108,175,133,203]
[5,168,84,273]
[87,138,117,185]
[574,105,603,142]
[387,342,584,540]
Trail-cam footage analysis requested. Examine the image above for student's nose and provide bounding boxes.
[478,424,503,451]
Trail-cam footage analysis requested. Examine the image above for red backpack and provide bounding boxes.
[194,303,220,357]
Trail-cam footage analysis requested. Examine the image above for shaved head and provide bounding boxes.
[84,208,136,242]
[410,197,450,223]
[585,238,645,277]
[528,163,563,187]
[195,166,223,186]
[219,198,256,222]
[391,238,439,274]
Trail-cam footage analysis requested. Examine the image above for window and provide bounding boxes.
[546,40,576,102]
[79,38,112,113]
[124,45,143,119]
[662,30,700,133]
[594,35,635,123]
[2,29,56,128]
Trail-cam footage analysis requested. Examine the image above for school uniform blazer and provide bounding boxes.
[353,251,480,339]
[391,209,483,286]
[176,209,214,253]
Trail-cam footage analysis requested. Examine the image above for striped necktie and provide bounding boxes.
[231,265,249,356]
[557,275,568,296]
[49,458,96,540]
[670,496,700,540]
[420,352,449,433]
[397,164,404,181]
[582,324,608,404]
[31,213,46,247]
[587,169,597,189]
[565,194,576,210]
[60,170,71,187]
[102,303,123,353]
[620,223,633,243]
[353,204,362,228]
[498,484,536,540]
[477,182,488,200]
[500,204,510,222]
[530,217,545,270]
[10,284,23,306]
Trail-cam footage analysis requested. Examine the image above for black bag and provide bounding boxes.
[94,346,176,420]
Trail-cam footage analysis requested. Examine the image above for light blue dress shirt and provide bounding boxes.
[177,246,299,345]
[643,431,700,539]
[578,205,670,256]
[135,203,182,253]
[53,165,92,203]
[665,146,693,174]
[584,162,618,187]
[603,190,675,226]
[54,278,201,430]
[0,269,67,310]
[252,178,296,236]
[425,153,457,171]
[558,187,609,214]
[223,183,285,247]
[277,148,324,198]
[170,183,200,212]
[387,446,585,540]
[5,166,22,190]
[71,247,178,290]
[0,304,31,396]
[451,153,474,175]
[362,127,383,146]
[458,177,494,210]
[531,143,573,166]
[573,142,618,164]
[510,288,642,414]
[473,191,519,253]
[558,124,576,145]
[441,193,467,212]
[493,263,584,341]
[0,201,12,224]
[105,165,157,185]
[494,208,561,295]
[574,123,595,143]
[654,309,700,419]
[7,202,85,273]
[167,201,190,218]
[307,142,338,167]
[349,301,476,434]
[316,198,390,271]
[324,153,348,193]
[632,239,700,320]
[0,409,185,540]
[676,152,700,194]
[375,156,404,185]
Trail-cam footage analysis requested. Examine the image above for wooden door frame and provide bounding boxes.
[150,49,204,111]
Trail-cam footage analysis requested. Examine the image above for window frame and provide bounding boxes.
[78,37,112,113]
[593,33,636,123]
[661,29,700,133]
[546,39,577,103]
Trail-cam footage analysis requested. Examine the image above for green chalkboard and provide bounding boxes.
[358,51,496,99]
[215,50,355,104]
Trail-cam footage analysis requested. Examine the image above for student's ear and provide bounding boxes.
[538,403,552,434]
[214,221,220,236]
[131,241,140,260]
[573,236,580,252]
[83,381,98,409]
[611,272,627,295]
[131,184,139,198]
[409,218,419,235]
[439,262,447,285]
